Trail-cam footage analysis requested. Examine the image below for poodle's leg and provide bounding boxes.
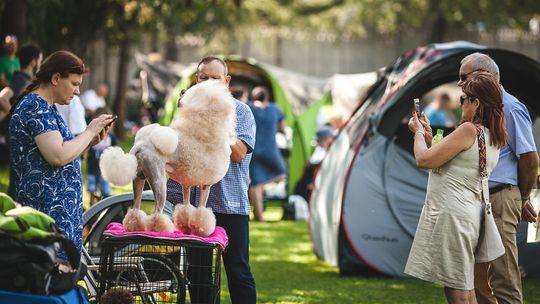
[143,160,167,214]
[199,184,211,208]
[123,175,147,232]
[143,158,174,233]
[189,184,216,237]
[182,184,191,205]
[173,184,194,234]
[132,175,145,210]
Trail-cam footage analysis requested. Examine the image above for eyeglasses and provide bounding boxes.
[459,71,473,82]
[460,95,476,105]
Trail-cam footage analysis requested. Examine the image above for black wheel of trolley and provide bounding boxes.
[115,253,186,304]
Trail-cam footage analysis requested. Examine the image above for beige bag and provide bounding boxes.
[474,125,505,263]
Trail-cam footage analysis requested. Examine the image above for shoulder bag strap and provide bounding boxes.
[476,124,491,206]
[476,125,487,178]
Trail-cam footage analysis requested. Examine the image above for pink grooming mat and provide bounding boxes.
[103,222,228,249]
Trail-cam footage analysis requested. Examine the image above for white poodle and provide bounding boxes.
[100,80,236,236]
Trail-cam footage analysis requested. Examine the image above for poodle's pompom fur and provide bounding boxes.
[123,208,148,232]
[145,212,175,233]
[150,126,178,156]
[100,147,138,186]
[135,123,160,142]
[173,203,196,234]
[188,207,216,237]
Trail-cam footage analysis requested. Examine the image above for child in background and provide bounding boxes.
[86,107,117,205]
[294,125,336,202]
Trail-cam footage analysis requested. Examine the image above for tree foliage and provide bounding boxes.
[25,0,108,54]
[0,0,538,138]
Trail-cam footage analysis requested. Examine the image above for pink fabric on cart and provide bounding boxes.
[103,222,228,249]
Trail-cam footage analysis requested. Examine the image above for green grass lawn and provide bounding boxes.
[241,205,540,304]
[1,150,540,303]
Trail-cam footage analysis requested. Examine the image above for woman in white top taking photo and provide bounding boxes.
[405,71,507,304]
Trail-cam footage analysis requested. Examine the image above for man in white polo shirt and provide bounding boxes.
[81,83,108,119]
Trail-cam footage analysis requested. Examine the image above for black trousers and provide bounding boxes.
[187,213,256,304]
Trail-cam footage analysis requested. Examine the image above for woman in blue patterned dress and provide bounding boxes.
[8,51,115,260]
[248,86,287,222]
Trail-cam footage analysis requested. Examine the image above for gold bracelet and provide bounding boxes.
[415,130,425,136]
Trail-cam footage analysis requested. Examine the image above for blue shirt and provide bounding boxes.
[489,88,536,186]
[167,99,256,215]
[9,93,83,255]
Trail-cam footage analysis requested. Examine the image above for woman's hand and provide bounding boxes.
[87,114,115,146]
[408,112,424,134]
[418,112,433,144]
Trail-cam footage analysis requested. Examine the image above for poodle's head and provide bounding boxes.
[177,80,234,117]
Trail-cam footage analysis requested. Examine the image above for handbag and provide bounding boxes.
[474,125,505,263]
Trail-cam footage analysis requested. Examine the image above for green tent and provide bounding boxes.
[160,55,328,194]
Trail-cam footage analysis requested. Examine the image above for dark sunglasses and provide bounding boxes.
[459,71,473,82]
[460,95,476,105]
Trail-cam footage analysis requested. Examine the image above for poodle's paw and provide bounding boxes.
[174,204,196,234]
[146,212,175,233]
[123,208,148,232]
[188,207,216,237]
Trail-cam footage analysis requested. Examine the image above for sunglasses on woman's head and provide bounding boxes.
[69,64,86,74]
[460,95,476,105]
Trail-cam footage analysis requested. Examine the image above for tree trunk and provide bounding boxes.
[113,37,130,140]
[425,0,447,43]
[104,39,111,96]
[0,0,27,42]
[275,35,283,67]
[150,27,159,53]
[164,38,178,61]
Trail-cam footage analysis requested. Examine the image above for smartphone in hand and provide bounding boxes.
[413,98,421,114]
[106,115,118,127]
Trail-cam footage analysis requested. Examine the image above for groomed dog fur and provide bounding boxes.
[100,80,236,236]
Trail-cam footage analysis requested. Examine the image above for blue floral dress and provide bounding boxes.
[9,93,83,256]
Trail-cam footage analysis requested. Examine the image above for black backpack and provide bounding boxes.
[0,194,86,295]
